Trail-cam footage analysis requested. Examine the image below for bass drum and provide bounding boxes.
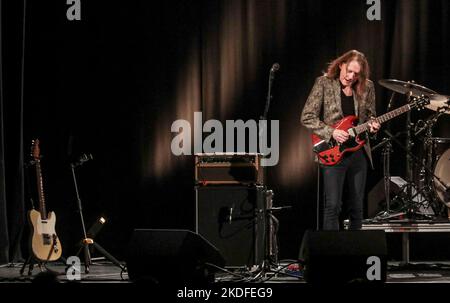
[433,147,450,208]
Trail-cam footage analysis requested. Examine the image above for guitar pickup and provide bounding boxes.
[348,128,356,137]
[313,140,331,153]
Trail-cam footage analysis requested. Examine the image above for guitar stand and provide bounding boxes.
[20,256,66,277]
[20,236,66,276]
[20,256,45,276]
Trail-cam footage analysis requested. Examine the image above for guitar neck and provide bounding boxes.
[354,104,411,135]
[35,161,47,220]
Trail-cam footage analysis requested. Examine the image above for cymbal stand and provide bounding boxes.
[379,113,449,219]
[390,88,432,219]
[371,92,406,220]
[382,92,395,217]
[382,138,394,214]
[405,92,415,218]
[415,109,448,216]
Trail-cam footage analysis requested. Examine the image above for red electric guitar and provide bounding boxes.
[312,96,429,166]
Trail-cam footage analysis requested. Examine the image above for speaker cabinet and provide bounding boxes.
[299,230,387,283]
[195,185,266,268]
[126,229,225,284]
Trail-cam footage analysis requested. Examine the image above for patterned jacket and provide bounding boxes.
[301,75,376,168]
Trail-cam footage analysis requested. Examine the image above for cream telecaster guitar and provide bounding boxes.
[28,139,62,262]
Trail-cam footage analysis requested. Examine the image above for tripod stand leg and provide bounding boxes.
[83,244,91,274]
[59,255,67,265]
[20,255,32,276]
[28,259,36,276]
[401,232,410,265]
[92,242,125,271]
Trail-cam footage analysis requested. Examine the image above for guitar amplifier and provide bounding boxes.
[195,153,264,185]
[195,185,266,268]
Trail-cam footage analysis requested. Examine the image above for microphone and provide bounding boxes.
[71,153,93,168]
[271,63,280,73]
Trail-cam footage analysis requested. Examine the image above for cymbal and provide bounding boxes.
[379,79,437,96]
[425,94,450,113]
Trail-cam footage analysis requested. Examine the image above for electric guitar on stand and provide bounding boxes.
[28,139,62,262]
[312,95,430,166]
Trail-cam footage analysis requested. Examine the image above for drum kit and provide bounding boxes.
[374,79,450,220]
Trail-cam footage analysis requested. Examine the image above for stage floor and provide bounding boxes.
[1,260,450,284]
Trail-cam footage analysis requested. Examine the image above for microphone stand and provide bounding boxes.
[70,155,126,274]
[71,162,91,273]
[259,64,278,186]
[259,63,279,181]
[260,64,278,121]
[258,64,284,274]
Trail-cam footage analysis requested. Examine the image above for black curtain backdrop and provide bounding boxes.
[1,0,450,264]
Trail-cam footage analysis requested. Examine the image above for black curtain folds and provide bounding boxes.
[1,0,450,263]
[0,0,7,263]
[0,0,26,264]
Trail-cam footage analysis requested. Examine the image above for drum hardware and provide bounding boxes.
[414,110,446,137]
[375,79,450,220]
[374,129,440,219]
[415,111,450,214]
[430,143,450,209]
[371,91,397,217]
[405,92,414,217]
[416,94,450,214]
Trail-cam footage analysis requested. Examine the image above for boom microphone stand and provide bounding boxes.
[260,63,279,121]
[258,63,285,275]
[71,154,126,274]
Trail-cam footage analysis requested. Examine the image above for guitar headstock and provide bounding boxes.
[31,139,41,160]
[412,95,431,110]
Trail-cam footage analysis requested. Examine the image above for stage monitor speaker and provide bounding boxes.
[299,230,387,283]
[196,185,266,269]
[125,229,225,284]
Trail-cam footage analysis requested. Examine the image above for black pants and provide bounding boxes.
[321,149,367,230]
